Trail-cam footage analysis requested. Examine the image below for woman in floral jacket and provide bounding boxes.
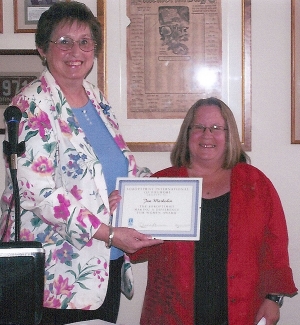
[0,2,161,324]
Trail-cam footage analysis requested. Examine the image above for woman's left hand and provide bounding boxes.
[254,299,280,325]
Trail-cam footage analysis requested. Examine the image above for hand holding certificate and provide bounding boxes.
[114,178,202,240]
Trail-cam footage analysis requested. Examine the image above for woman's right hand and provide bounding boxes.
[112,226,163,254]
[97,190,163,252]
[94,223,163,253]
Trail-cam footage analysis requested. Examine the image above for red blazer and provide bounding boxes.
[131,163,297,325]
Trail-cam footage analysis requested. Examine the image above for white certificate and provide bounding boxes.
[114,177,202,240]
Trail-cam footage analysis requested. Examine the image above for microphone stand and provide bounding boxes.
[3,140,25,242]
[10,169,21,242]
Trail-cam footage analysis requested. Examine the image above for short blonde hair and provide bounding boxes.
[170,97,250,169]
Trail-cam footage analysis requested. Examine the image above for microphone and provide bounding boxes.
[3,106,25,170]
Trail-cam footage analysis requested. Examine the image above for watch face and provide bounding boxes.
[278,296,284,307]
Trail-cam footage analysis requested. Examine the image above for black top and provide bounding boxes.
[194,192,230,325]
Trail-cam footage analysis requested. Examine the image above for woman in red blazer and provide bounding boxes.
[129,97,297,325]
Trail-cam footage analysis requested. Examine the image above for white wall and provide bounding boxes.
[1,0,300,324]
[250,0,300,322]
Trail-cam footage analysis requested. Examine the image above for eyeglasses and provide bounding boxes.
[189,124,228,134]
[50,36,96,52]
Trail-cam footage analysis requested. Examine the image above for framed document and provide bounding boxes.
[292,0,300,143]
[114,177,202,240]
[0,0,3,34]
[99,0,251,151]
[14,0,70,33]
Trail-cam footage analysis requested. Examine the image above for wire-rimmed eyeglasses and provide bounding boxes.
[189,124,228,134]
[50,36,96,52]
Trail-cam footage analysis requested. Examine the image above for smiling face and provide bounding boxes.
[188,104,227,168]
[37,20,95,88]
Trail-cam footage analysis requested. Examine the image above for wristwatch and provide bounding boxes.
[265,294,284,307]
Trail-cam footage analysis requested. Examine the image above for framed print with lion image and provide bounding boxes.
[121,0,252,152]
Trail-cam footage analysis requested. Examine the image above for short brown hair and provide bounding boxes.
[35,1,102,57]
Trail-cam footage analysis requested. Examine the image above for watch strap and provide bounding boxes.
[265,294,284,307]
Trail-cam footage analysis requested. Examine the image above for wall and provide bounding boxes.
[1,0,300,324]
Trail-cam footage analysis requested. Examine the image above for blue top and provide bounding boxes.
[72,100,128,260]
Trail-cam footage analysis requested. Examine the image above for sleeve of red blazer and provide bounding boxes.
[230,164,297,296]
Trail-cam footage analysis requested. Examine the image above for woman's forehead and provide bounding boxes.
[52,20,91,37]
[194,105,224,120]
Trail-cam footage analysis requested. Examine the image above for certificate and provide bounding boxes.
[114,177,202,240]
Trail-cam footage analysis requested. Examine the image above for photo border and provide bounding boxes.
[97,0,252,152]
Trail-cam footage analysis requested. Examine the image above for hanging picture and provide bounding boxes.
[0,50,43,133]
[14,0,70,33]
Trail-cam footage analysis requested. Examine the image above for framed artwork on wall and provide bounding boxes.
[14,0,70,33]
[97,0,106,96]
[98,0,252,152]
[0,50,43,134]
[0,0,3,34]
[292,0,300,143]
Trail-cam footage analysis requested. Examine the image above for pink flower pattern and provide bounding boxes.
[59,119,72,134]
[114,134,127,150]
[28,110,51,138]
[20,228,35,241]
[31,156,54,175]
[54,194,71,220]
[43,290,61,308]
[77,208,101,229]
[54,275,75,297]
[70,185,83,200]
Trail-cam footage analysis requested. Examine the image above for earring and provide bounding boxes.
[42,56,47,65]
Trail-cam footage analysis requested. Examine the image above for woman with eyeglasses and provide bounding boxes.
[0,2,162,324]
[128,97,297,325]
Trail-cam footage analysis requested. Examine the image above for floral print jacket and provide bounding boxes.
[0,69,150,310]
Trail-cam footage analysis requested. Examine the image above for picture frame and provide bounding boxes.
[97,0,106,96]
[292,0,300,143]
[14,0,70,33]
[0,50,43,134]
[100,0,252,152]
[0,0,3,34]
